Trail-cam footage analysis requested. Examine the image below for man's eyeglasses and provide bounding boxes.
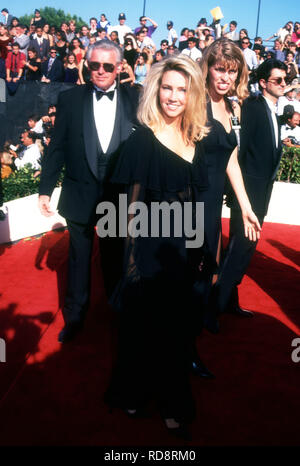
[267,77,286,85]
[89,62,115,73]
[242,41,249,45]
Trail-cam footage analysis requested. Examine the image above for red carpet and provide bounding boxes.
[0,220,299,446]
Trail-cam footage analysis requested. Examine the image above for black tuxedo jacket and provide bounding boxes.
[227,94,282,216]
[30,38,50,60]
[41,57,64,82]
[39,83,139,224]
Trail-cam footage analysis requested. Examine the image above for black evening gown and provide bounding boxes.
[197,100,237,326]
[104,126,209,423]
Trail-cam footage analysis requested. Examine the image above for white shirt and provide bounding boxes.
[242,47,258,70]
[93,83,117,153]
[107,24,132,45]
[263,96,279,148]
[181,46,202,61]
[277,96,300,116]
[140,36,156,51]
[167,28,177,45]
[15,144,41,170]
[226,29,239,41]
[281,123,300,142]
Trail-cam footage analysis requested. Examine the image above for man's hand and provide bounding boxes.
[242,209,261,242]
[6,76,12,82]
[39,195,54,217]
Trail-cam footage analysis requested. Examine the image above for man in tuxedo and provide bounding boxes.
[41,48,64,82]
[217,59,288,317]
[1,8,13,27]
[30,26,50,61]
[39,40,139,343]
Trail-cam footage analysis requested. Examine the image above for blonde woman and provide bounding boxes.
[105,56,210,439]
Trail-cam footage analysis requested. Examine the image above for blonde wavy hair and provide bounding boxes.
[137,55,209,144]
[200,38,249,103]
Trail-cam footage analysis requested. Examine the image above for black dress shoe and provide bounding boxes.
[191,359,215,378]
[227,305,254,317]
[58,322,83,343]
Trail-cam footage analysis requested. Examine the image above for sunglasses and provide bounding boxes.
[89,61,115,72]
[267,77,286,85]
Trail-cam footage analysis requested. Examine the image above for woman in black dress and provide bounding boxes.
[195,39,261,339]
[64,53,79,84]
[24,47,41,81]
[105,55,209,439]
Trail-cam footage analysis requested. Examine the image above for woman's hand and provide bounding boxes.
[242,209,261,242]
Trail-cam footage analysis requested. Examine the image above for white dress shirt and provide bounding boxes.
[93,83,117,153]
[281,123,300,142]
[181,46,202,61]
[277,96,300,116]
[243,47,258,70]
[15,144,41,170]
[263,96,279,148]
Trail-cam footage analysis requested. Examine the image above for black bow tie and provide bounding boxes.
[95,89,115,101]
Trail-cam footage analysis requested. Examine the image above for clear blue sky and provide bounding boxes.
[3,0,299,45]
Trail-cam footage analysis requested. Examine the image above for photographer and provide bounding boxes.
[281,110,300,146]
[13,130,41,175]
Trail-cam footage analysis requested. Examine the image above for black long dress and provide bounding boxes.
[105,125,209,423]
[197,100,237,328]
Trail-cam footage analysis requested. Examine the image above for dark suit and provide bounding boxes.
[41,57,64,82]
[39,83,139,326]
[30,37,50,60]
[217,94,282,312]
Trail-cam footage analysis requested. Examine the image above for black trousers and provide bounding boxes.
[216,208,265,313]
[63,219,124,326]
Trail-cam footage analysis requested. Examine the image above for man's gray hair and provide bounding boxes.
[86,40,123,63]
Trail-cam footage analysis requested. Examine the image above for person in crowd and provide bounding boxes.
[30,9,45,29]
[266,21,293,43]
[28,24,36,40]
[154,49,165,63]
[224,20,239,42]
[282,34,292,54]
[1,8,13,27]
[181,36,202,61]
[237,28,249,48]
[291,22,300,46]
[277,84,300,115]
[98,13,110,32]
[24,47,42,81]
[123,35,138,71]
[66,20,77,43]
[134,52,149,86]
[64,52,80,84]
[167,45,177,56]
[14,130,41,173]
[216,59,288,319]
[89,17,98,37]
[96,27,107,41]
[241,36,258,70]
[54,31,67,62]
[253,44,264,65]
[30,26,50,62]
[14,24,30,57]
[105,55,210,440]
[41,47,65,82]
[203,34,215,50]
[80,25,90,49]
[284,51,298,84]
[0,25,12,60]
[42,23,54,47]
[178,27,189,51]
[108,13,132,46]
[0,146,13,179]
[38,40,139,344]
[5,42,26,82]
[109,30,120,45]
[137,26,156,53]
[69,37,85,66]
[134,15,158,38]
[119,58,134,85]
[268,39,285,62]
[11,17,19,28]
[193,38,260,346]
[142,46,154,65]
[167,20,177,46]
[27,114,44,133]
[281,110,300,145]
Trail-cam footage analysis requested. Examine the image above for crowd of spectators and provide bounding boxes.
[0,8,300,193]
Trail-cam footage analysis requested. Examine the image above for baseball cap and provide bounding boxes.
[167,21,173,27]
[118,13,126,20]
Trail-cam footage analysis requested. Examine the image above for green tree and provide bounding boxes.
[19,6,87,29]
